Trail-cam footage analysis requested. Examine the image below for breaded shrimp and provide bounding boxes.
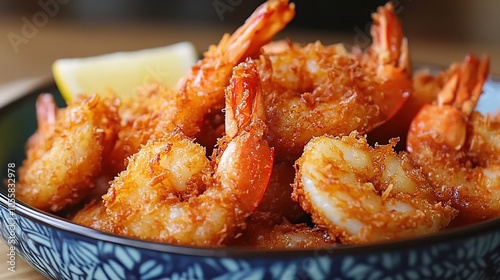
[75,61,275,246]
[407,54,499,223]
[109,0,295,172]
[257,3,411,160]
[228,212,335,249]
[293,132,457,244]
[17,94,119,212]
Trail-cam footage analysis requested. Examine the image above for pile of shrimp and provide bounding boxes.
[16,0,500,248]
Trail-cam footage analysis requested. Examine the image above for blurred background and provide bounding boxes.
[0,0,499,85]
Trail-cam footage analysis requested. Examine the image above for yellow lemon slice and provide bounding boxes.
[52,41,198,102]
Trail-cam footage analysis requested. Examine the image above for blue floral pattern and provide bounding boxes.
[1,202,500,280]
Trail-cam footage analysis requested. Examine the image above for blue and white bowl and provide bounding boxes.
[1,77,500,280]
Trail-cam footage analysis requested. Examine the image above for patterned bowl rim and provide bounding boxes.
[1,78,500,259]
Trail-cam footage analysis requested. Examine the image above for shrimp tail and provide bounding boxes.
[408,54,490,151]
[211,0,295,65]
[217,60,274,213]
[26,94,57,149]
[437,54,490,115]
[370,2,409,73]
[36,94,57,131]
[225,59,265,138]
[365,2,412,121]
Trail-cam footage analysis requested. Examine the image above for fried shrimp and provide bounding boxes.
[292,132,457,244]
[17,94,119,212]
[76,61,274,246]
[407,54,499,223]
[257,3,411,160]
[228,212,335,249]
[109,0,295,172]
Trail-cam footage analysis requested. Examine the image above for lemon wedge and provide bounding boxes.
[52,41,198,102]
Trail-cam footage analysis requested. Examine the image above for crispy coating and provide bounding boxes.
[71,199,115,234]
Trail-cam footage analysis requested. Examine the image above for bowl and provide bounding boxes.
[1,77,500,280]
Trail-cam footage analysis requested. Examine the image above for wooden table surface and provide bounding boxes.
[1,15,500,279]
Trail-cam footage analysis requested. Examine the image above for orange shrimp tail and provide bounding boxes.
[35,94,57,133]
[26,94,57,149]
[211,0,295,64]
[376,74,411,121]
[225,60,265,138]
[221,60,274,213]
[367,2,411,121]
[408,54,490,152]
[370,2,408,71]
[232,132,275,213]
[438,54,490,115]
[407,103,468,152]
